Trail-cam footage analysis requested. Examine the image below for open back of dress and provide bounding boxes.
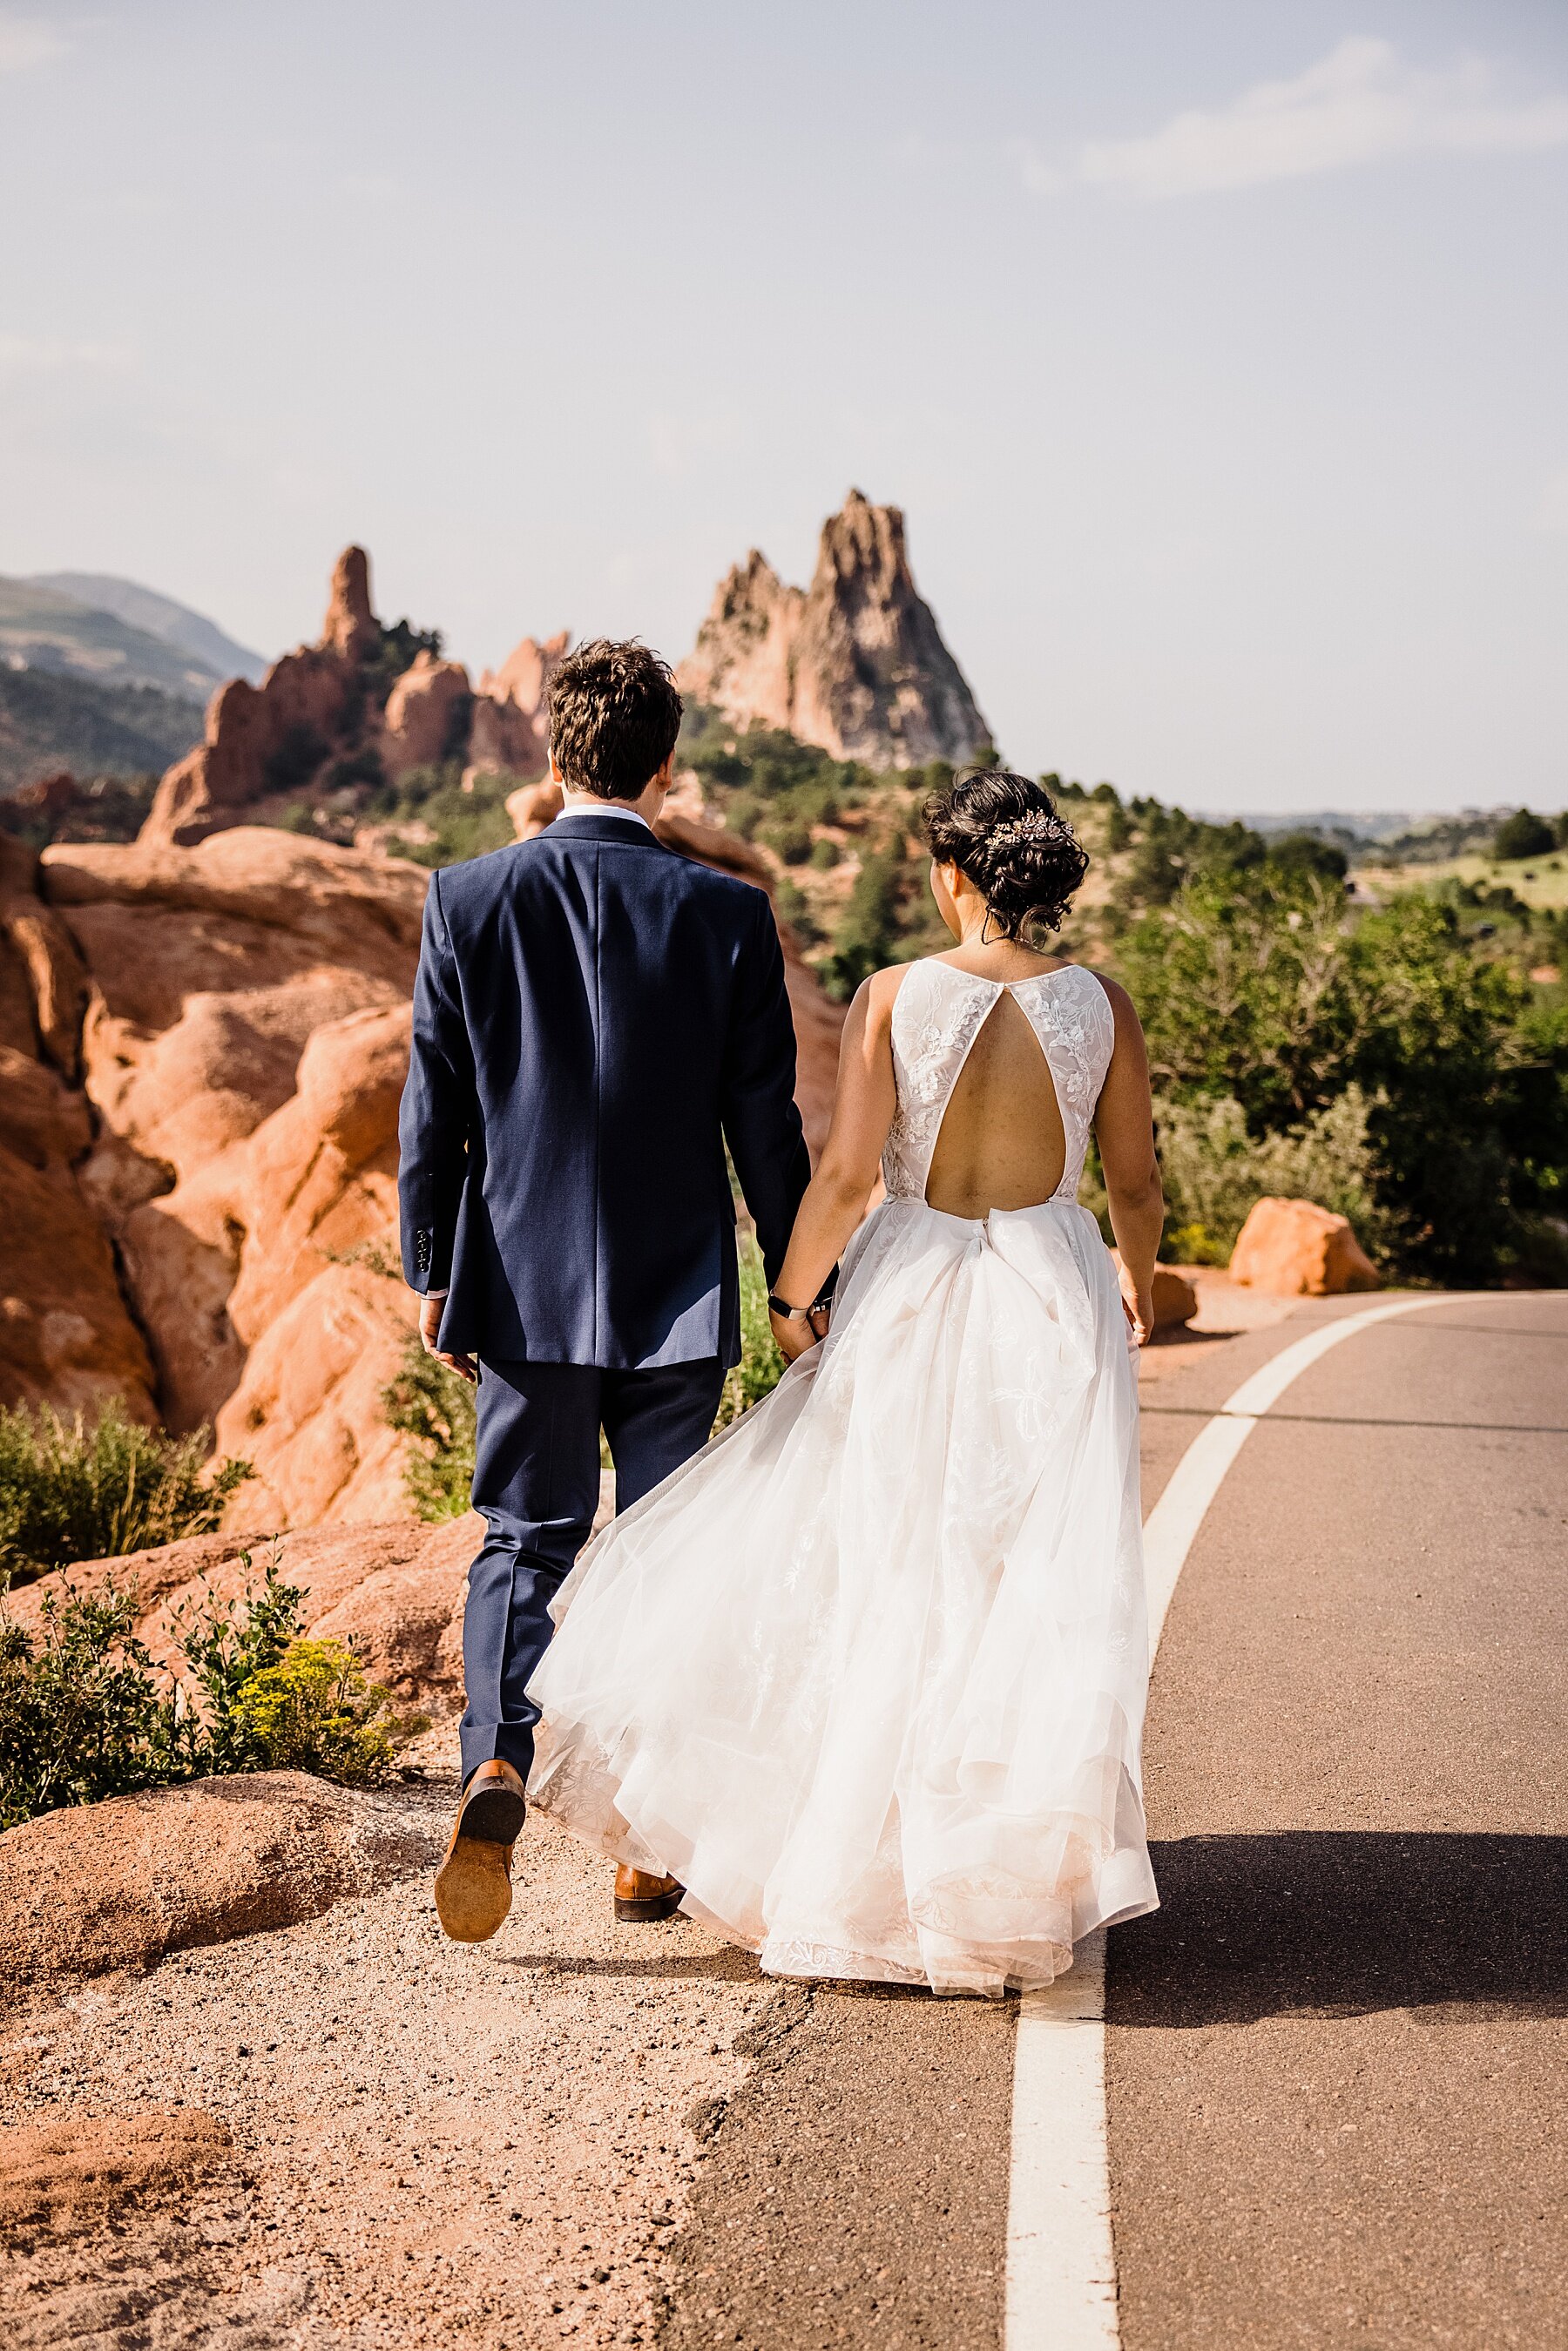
[882,959,1115,1213]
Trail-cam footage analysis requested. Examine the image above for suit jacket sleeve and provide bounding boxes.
[398,870,476,1294]
[720,889,812,1288]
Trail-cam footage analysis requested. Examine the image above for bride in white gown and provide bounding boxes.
[527,770,1166,1996]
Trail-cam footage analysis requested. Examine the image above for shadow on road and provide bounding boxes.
[1112,1832,1568,2025]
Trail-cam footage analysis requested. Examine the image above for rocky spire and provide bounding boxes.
[677,490,990,769]
[321,546,380,664]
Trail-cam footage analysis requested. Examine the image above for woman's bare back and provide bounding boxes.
[923,952,1073,1218]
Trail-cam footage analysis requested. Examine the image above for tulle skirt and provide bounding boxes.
[526,1196,1157,1996]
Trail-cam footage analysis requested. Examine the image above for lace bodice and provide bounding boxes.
[882,958,1116,1206]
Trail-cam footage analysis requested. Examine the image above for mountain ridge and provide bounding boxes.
[27,571,267,687]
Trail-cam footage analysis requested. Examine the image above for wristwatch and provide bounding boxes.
[767,1291,814,1322]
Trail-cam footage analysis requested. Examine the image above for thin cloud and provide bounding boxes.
[1044,37,1568,200]
[0,13,70,72]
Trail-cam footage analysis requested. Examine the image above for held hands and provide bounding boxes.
[769,1299,832,1365]
[418,1292,477,1384]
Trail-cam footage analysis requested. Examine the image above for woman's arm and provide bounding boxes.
[1092,978,1166,1348]
[768,969,901,1361]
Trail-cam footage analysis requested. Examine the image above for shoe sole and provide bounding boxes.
[433,1782,528,1944]
[614,1888,685,1923]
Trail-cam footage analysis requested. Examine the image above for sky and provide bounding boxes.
[2,1,1565,814]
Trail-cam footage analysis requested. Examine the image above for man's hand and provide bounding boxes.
[769,1307,817,1365]
[418,1293,476,1383]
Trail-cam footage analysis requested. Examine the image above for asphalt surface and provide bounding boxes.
[659,1292,1568,2349]
[1112,1292,1568,2350]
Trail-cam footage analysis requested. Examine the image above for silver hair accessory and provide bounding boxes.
[989,811,1073,848]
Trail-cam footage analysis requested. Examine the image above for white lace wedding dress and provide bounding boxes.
[526,958,1157,1996]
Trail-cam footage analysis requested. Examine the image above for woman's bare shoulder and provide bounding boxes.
[1078,967,1141,1026]
[855,961,923,1030]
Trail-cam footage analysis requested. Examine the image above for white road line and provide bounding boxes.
[1004,1292,1467,2351]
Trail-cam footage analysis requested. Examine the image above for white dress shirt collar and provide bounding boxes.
[556,799,652,830]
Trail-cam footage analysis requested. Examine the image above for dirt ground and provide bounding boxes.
[0,1745,778,2351]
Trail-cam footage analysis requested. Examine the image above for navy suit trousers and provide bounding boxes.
[459,1355,727,1788]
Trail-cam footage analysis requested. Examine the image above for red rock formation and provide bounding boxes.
[30,829,426,1518]
[466,628,569,785]
[0,1770,435,1999]
[2,802,839,1523]
[8,1511,481,1706]
[1228,1197,1381,1296]
[380,649,471,780]
[138,551,569,847]
[678,490,992,769]
[321,544,380,663]
[0,837,157,1419]
[479,628,570,715]
[1109,1253,1200,1330]
[145,651,358,848]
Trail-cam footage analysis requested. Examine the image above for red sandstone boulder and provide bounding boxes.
[380,649,472,779]
[1151,1265,1199,1328]
[0,834,89,1073]
[0,1771,437,2003]
[1109,1254,1199,1331]
[0,841,159,1420]
[1228,1197,1381,1296]
[8,1511,483,1704]
[15,830,426,1510]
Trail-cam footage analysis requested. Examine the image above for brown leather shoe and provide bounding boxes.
[614,1864,685,1923]
[434,1760,527,1943]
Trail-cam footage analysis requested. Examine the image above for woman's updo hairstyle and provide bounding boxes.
[923,769,1090,941]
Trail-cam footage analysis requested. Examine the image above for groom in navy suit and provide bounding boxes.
[398,639,811,1942]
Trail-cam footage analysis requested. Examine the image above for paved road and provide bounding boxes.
[661,1291,1568,2348]
[1112,1291,1568,2350]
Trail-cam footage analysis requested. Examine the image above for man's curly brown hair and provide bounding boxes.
[546,638,683,801]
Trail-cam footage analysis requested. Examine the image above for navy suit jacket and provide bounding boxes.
[397,812,811,1369]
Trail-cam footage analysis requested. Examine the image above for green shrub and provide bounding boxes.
[231,1637,402,1784]
[765,819,813,865]
[774,877,821,946]
[1494,808,1556,862]
[166,1546,310,1775]
[1155,1084,1402,1261]
[824,849,905,999]
[0,1582,174,1827]
[382,1343,476,1523]
[0,1402,253,1591]
[1118,869,1568,1281]
[810,835,842,870]
[371,760,517,868]
[713,1233,787,1432]
[0,1549,419,1828]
